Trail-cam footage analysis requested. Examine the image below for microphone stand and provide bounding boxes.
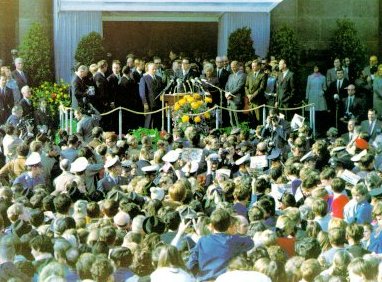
[335,101,339,130]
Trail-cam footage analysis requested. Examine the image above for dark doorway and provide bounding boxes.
[103,21,218,64]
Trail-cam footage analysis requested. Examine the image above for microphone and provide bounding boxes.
[201,78,207,83]
[163,78,175,93]
[190,78,195,85]
[194,77,203,84]
[186,80,192,92]
[333,94,340,102]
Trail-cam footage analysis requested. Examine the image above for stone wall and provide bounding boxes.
[0,0,18,66]
[18,0,52,45]
[271,0,380,58]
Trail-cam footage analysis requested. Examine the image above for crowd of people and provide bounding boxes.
[0,51,382,281]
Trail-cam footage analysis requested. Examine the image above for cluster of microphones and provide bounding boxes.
[163,77,207,94]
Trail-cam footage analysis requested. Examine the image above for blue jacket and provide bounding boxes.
[187,233,254,281]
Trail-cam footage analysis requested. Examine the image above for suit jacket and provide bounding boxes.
[360,119,382,142]
[93,72,109,109]
[341,96,364,122]
[107,73,121,103]
[326,67,348,86]
[71,74,88,109]
[0,87,14,124]
[132,70,144,84]
[216,68,230,89]
[225,71,246,107]
[200,75,220,105]
[340,131,355,144]
[245,71,267,106]
[326,79,350,112]
[176,69,199,93]
[18,98,34,120]
[276,70,296,108]
[139,74,163,110]
[11,70,29,90]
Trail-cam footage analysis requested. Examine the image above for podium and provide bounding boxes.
[160,93,188,106]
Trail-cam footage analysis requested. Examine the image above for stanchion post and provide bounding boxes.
[216,108,219,129]
[59,108,62,130]
[69,109,73,135]
[262,105,266,126]
[162,94,165,131]
[65,109,68,132]
[309,105,313,131]
[119,107,122,140]
[167,107,171,134]
[312,105,316,138]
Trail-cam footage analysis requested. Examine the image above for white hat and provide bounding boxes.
[104,156,120,169]
[208,153,219,162]
[235,154,250,165]
[162,150,180,163]
[121,160,132,168]
[216,168,231,177]
[351,149,367,162]
[141,164,159,174]
[182,161,199,174]
[70,157,89,173]
[113,211,131,227]
[150,187,165,201]
[25,152,41,166]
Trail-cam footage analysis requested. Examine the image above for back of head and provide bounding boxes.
[210,208,232,232]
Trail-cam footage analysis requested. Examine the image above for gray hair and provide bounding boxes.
[204,63,214,73]
[14,57,23,64]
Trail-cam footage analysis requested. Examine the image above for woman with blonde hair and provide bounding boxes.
[150,245,195,282]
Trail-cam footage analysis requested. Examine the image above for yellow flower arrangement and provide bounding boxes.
[194,116,201,123]
[173,93,212,134]
[32,80,70,116]
[182,115,190,123]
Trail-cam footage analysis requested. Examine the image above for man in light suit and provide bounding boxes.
[11,58,28,90]
[140,63,164,129]
[360,109,382,142]
[276,59,296,118]
[245,60,267,126]
[225,61,246,127]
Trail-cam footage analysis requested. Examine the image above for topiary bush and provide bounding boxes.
[329,18,366,72]
[18,23,54,86]
[74,32,107,69]
[268,25,300,70]
[227,27,256,63]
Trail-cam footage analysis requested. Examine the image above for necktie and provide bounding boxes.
[369,121,373,135]
[20,71,26,82]
[337,80,340,93]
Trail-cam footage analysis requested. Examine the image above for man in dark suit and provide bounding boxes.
[11,58,28,90]
[107,60,122,132]
[18,85,34,120]
[360,109,382,142]
[71,65,89,109]
[132,59,145,84]
[139,63,164,129]
[326,69,350,128]
[0,74,14,124]
[93,60,109,112]
[339,84,364,133]
[225,61,246,127]
[176,58,198,93]
[245,60,267,126]
[215,56,230,89]
[276,59,296,118]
